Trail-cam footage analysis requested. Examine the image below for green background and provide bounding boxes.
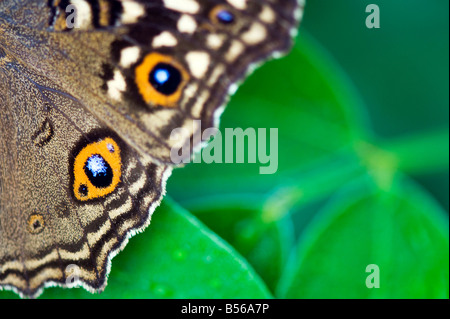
[1,0,448,299]
[303,0,449,210]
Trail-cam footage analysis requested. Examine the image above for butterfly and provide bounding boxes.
[0,0,303,298]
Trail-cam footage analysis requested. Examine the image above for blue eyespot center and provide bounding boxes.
[154,69,170,84]
[216,10,235,24]
[149,63,182,96]
[84,154,113,188]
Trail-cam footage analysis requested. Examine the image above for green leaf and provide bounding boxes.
[167,33,366,201]
[277,175,449,299]
[182,194,295,293]
[161,32,373,298]
[2,21,446,301]
[0,199,271,299]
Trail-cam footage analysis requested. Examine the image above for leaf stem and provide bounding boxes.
[262,151,364,223]
[377,129,449,175]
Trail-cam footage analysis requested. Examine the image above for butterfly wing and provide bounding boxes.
[0,0,303,297]
[0,49,170,297]
[1,0,303,164]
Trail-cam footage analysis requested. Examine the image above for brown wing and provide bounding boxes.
[0,50,170,298]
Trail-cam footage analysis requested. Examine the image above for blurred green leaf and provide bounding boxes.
[167,33,367,201]
[166,29,449,300]
[182,195,294,293]
[277,175,449,299]
[2,12,447,299]
[164,33,373,297]
[7,199,270,299]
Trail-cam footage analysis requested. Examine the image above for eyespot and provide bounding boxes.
[79,184,89,197]
[216,10,235,24]
[27,214,45,235]
[84,154,114,188]
[135,53,189,107]
[73,137,122,201]
[210,5,236,25]
[149,63,183,96]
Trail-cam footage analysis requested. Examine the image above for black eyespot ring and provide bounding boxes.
[79,184,88,197]
[84,154,114,189]
[149,63,183,96]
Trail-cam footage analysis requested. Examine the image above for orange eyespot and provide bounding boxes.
[73,138,121,201]
[135,52,189,107]
[27,214,45,234]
